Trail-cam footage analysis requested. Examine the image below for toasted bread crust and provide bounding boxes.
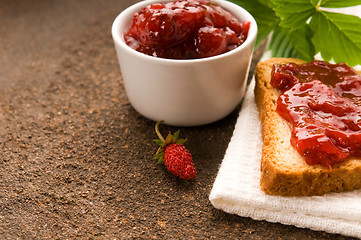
[255,58,361,196]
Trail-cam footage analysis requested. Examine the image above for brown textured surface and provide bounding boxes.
[0,0,356,239]
[255,58,361,196]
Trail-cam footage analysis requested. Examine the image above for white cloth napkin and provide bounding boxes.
[209,73,361,239]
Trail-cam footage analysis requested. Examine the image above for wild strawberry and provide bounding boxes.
[153,121,196,180]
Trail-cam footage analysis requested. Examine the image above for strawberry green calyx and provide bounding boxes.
[154,121,186,164]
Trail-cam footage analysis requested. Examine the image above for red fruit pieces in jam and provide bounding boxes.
[271,60,361,168]
[124,0,250,59]
[126,1,205,47]
[196,27,228,58]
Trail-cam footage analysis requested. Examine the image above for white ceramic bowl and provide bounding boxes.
[112,0,257,126]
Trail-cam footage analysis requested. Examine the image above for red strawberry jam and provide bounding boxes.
[124,0,250,59]
[271,60,361,168]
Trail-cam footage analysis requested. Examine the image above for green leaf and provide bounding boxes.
[230,0,280,48]
[154,147,164,163]
[173,130,180,140]
[164,132,173,145]
[288,25,315,61]
[230,0,361,65]
[153,139,164,147]
[268,25,315,61]
[256,0,275,8]
[309,11,361,66]
[269,26,297,58]
[271,0,316,29]
[320,0,361,8]
[175,139,187,145]
[157,155,164,164]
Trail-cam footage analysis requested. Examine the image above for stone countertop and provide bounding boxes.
[0,0,356,239]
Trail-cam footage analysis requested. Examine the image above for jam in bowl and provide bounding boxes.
[124,0,251,60]
[111,0,257,126]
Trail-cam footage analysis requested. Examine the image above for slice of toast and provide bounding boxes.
[255,58,361,196]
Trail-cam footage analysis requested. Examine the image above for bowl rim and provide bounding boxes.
[111,0,258,64]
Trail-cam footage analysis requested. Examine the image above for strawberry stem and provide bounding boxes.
[155,120,165,143]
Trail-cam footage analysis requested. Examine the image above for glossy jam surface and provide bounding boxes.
[271,60,361,167]
[124,0,250,59]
